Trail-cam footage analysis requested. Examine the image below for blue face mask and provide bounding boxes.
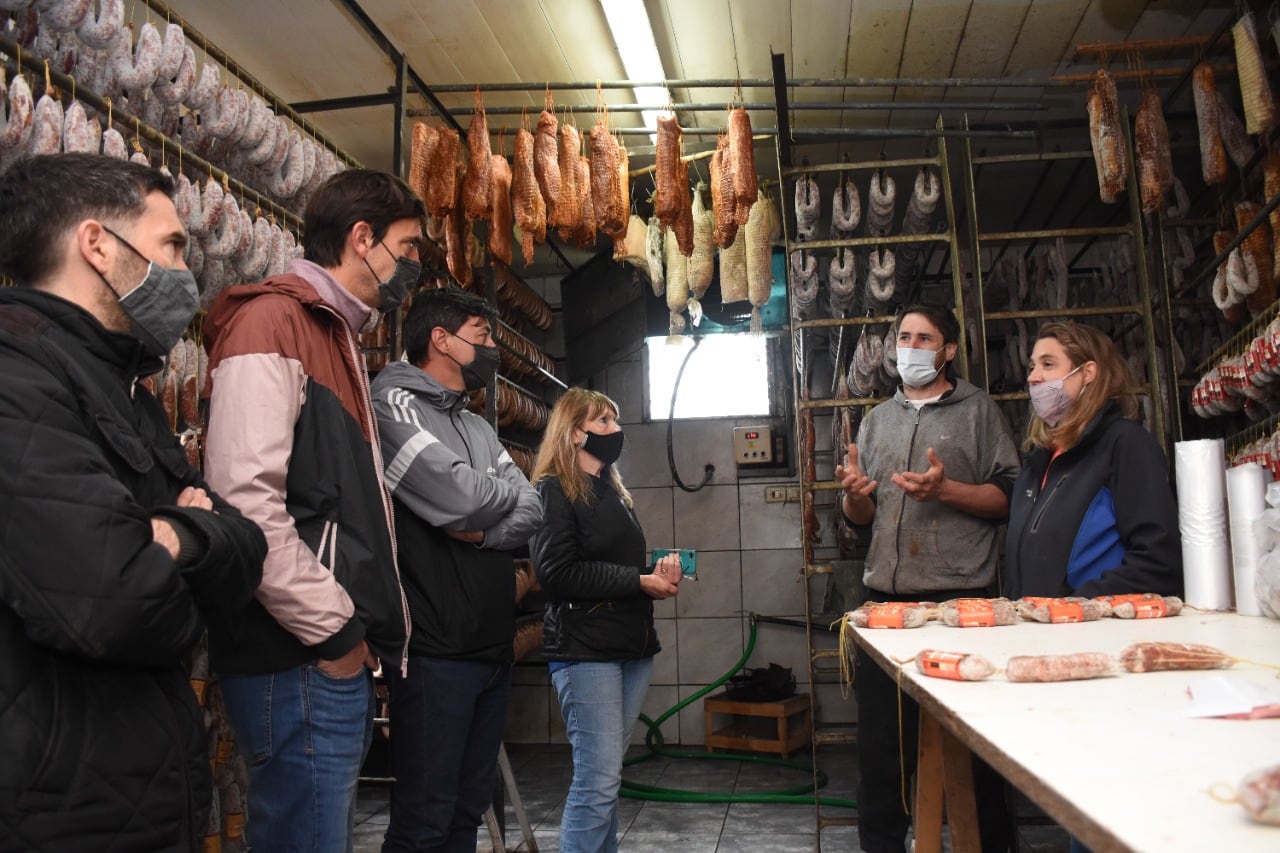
[100,227,200,358]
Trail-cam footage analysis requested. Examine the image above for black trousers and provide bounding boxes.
[853,595,1014,853]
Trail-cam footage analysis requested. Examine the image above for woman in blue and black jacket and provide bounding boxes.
[1006,321,1183,600]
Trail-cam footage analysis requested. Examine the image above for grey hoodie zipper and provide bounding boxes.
[890,401,924,595]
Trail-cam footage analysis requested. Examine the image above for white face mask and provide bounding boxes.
[896,346,944,388]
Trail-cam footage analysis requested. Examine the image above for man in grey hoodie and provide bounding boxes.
[370,287,542,853]
[836,304,1019,853]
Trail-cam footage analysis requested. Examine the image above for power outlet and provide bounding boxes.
[765,485,802,504]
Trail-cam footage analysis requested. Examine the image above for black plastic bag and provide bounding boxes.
[724,663,796,702]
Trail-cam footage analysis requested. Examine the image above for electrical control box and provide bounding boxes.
[734,426,781,467]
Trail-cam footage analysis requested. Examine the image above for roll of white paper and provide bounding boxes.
[1175,439,1234,611]
[1226,463,1270,616]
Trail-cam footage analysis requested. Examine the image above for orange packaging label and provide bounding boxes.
[224,812,245,839]
[1096,593,1167,618]
[190,678,209,706]
[203,837,223,853]
[867,607,906,629]
[215,740,235,765]
[1048,601,1085,623]
[918,650,969,680]
[955,598,995,627]
[1020,596,1054,608]
[1131,599,1168,618]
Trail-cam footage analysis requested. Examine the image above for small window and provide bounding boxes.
[645,334,772,420]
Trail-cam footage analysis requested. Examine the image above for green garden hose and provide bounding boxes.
[619,613,857,809]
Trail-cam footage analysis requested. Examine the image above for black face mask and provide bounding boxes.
[582,429,625,467]
[446,331,501,392]
[364,240,422,313]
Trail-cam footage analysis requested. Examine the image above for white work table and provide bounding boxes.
[848,611,1280,852]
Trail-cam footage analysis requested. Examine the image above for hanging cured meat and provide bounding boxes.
[425,128,460,219]
[711,134,739,248]
[534,103,559,220]
[894,169,941,294]
[462,90,493,220]
[719,229,747,305]
[554,124,581,237]
[408,122,438,203]
[487,153,513,266]
[645,216,665,296]
[1135,89,1173,215]
[794,174,819,240]
[1217,92,1256,170]
[446,161,472,286]
[1088,69,1126,203]
[728,107,757,224]
[654,115,684,228]
[513,128,546,265]
[615,142,630,241]
[1233,11,1277,135]
[1266,152,1280,280]
[1192,64,1228,187]
[1236,201,1275,313]
[832,175,861,233]
[687,185,714,308]
[589,121,626,239]
[745,194,776,333]
[672,175,694,257]
[572,155,595,248]
[865,170,894,237]
[664,225,688,335]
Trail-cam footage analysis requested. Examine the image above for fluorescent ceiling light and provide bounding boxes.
[600,0,671,134]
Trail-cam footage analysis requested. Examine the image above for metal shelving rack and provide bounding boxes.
[777,115,967,851]
[959,111,1170,448]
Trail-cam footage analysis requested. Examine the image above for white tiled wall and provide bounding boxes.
[503,336,857,747]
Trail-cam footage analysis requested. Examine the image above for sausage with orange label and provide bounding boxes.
[915,649,996,681]
[939,597,1018,627]
[850,601,932,629]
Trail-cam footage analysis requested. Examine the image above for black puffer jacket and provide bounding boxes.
[0,289,266,852]
[531,475,660,661]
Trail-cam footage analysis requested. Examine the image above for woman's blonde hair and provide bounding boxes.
[1025,321,1140,451]
[531,387,633,508]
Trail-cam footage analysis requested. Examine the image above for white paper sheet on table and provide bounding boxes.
[1184,675,1280,719]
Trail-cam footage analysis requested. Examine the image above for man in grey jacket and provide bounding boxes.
[371,287,542,853]
[836,304,1018,853]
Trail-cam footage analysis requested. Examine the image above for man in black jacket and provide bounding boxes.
[0,153,267,852]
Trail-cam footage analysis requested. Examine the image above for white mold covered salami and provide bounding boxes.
[1005,653,1118,682]
[1239,764,1280,825]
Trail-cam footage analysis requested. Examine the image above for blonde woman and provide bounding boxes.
[529,388,681,853]
[1006,321,1182,601]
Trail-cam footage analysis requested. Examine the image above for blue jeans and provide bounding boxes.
[219,663,374,853]
[382,657,513,853]
[552,658,654,853]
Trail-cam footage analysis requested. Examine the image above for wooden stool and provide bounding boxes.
[703,691,812,759]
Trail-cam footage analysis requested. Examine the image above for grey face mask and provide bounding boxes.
[101,227,200,358]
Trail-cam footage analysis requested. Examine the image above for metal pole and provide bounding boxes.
[961,116,991,390]
[410,100,1046,116]
[936,117,969,380]
[423,75,1080,94]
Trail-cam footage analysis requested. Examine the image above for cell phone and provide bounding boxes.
[651,548,697,580]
